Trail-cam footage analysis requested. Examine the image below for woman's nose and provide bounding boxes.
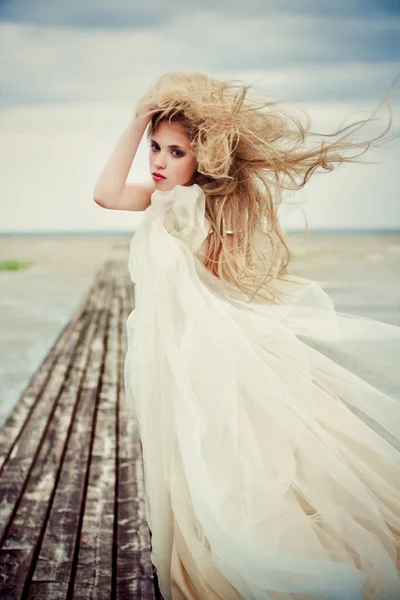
[154,153,167,169]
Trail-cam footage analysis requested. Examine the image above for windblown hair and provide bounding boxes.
[137,71,398,303]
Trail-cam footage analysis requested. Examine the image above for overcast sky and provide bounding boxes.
[0,0,399,232]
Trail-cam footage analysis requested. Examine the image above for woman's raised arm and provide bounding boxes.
[93,108,156,211]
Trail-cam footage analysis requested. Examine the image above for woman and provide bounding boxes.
[94,72,400,600]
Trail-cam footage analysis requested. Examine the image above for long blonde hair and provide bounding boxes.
[138,71,398,303]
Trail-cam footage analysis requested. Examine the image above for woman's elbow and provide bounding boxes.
[93,196,109,209]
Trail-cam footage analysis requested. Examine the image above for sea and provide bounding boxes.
[0,230,399,427]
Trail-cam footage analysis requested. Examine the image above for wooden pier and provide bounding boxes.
[0,261,161,599]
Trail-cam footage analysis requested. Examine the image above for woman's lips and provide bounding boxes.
[152,172,166,181]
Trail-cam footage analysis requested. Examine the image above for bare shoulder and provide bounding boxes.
[94,180,155,211]
[196,231,235,271]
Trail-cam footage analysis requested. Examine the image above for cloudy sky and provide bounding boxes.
[0,0,399,232]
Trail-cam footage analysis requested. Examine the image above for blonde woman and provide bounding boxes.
[94,72,400,600]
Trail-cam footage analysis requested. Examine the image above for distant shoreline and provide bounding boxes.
[1,229,400,237]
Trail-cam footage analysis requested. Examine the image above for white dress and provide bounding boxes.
[124,183,400,600]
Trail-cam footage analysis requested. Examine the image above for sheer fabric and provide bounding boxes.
[124,184,400,600]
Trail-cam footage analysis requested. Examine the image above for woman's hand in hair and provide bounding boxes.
[134,100,159,124]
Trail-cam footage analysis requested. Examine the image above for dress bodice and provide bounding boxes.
[146,184,210,254]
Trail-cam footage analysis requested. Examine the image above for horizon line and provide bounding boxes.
[1,228,400,236]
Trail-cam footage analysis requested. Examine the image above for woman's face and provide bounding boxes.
[149,120,198,190]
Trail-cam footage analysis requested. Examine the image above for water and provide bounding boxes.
[0,233,132,426]
[0,231,399,427]
[287,231,400,325]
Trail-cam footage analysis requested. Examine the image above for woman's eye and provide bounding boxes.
[172,149,184,158]
[150,143,159,152]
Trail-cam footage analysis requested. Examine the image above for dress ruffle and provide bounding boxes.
[124,184,400,600]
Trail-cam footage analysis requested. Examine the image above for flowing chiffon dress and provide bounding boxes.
[124,183,400,600]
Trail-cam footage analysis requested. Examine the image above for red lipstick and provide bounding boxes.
[152,172,166,181]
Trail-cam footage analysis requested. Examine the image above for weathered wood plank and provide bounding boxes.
[28,384,98,584]
[25,582,69,599]
[115,264,156,599]
[0,267,112,600]
[29,268,120,588]
[69,263,121,599]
